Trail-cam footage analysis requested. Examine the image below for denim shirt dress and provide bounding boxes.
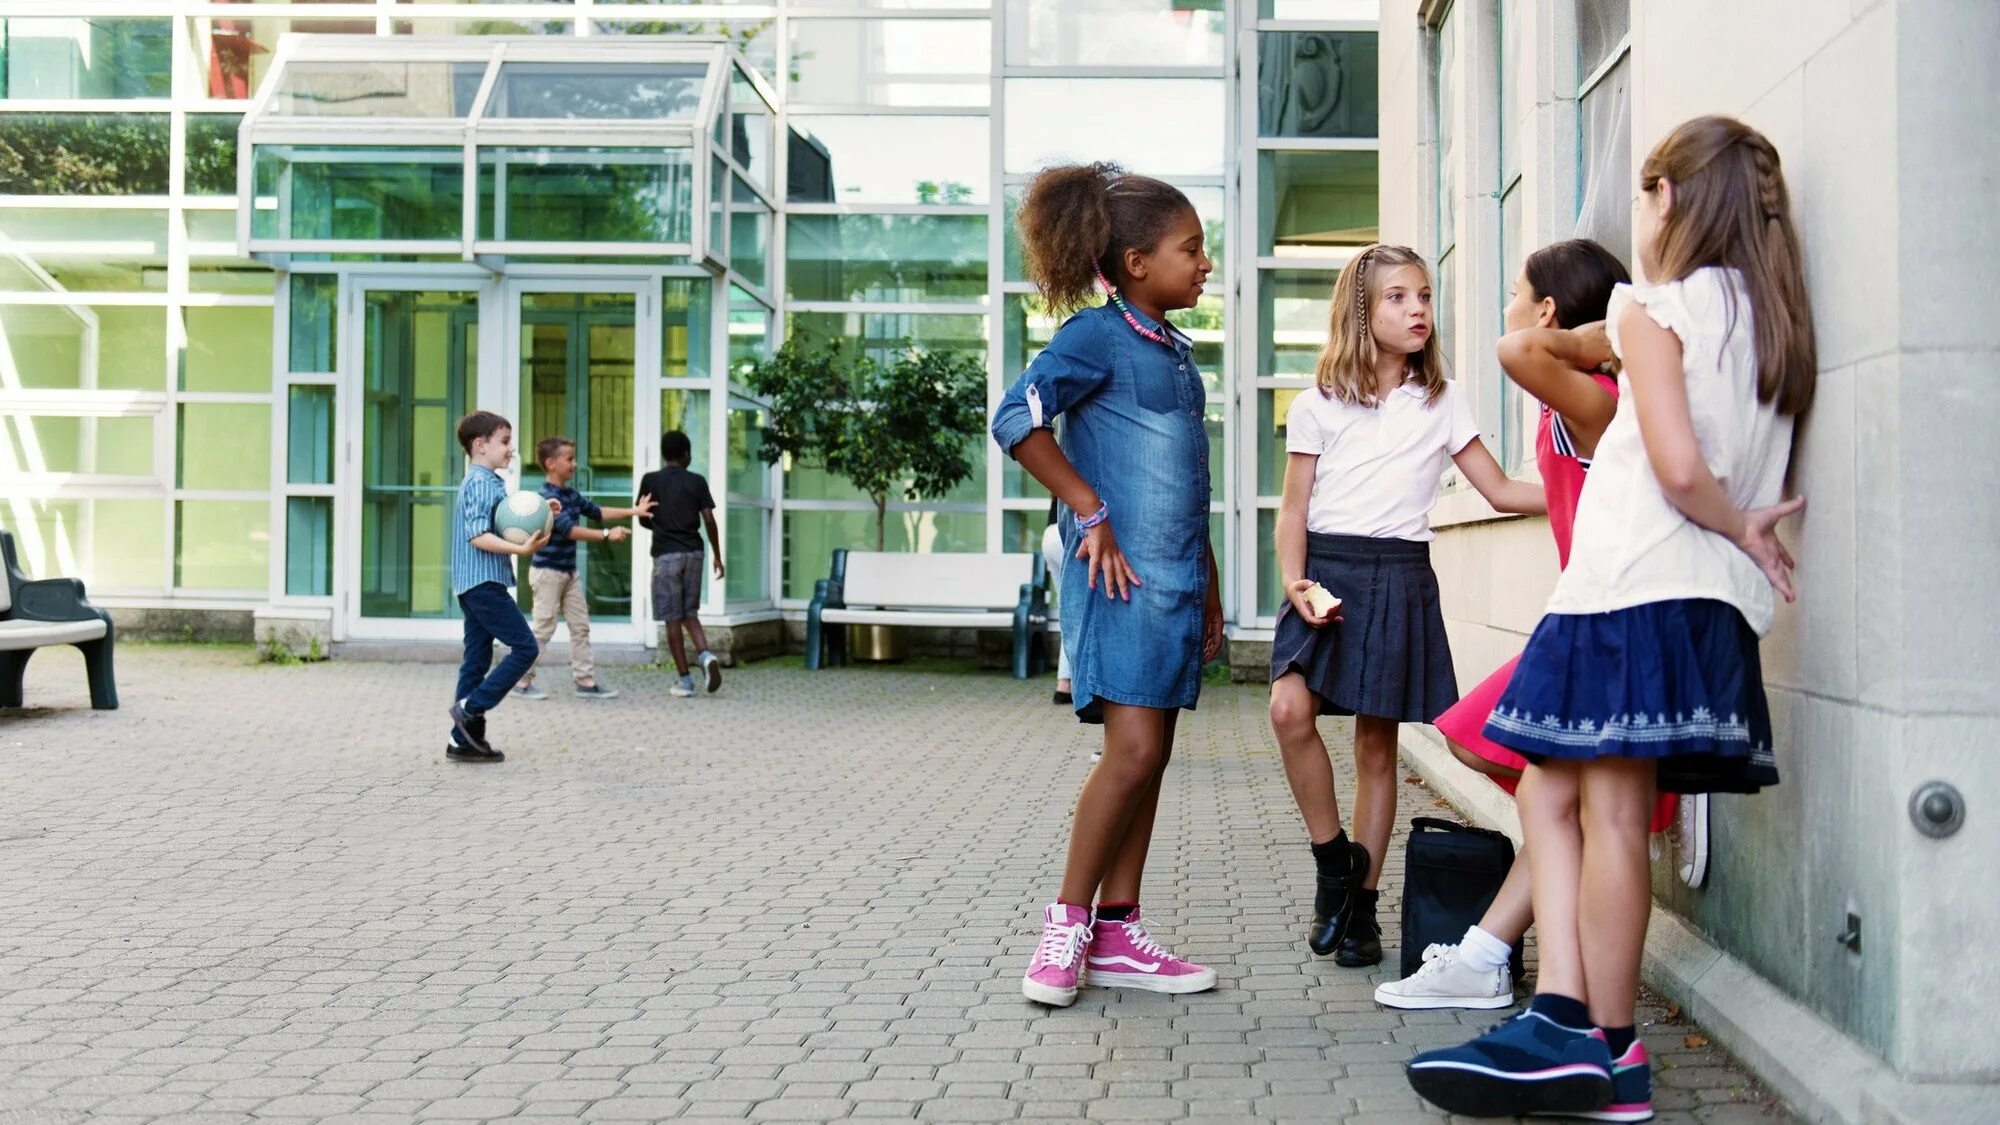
[991,302,1211,720]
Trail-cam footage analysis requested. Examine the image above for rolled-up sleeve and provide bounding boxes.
[991,314,1117,455]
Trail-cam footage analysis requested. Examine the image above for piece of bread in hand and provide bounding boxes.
[1304,583,1341,618]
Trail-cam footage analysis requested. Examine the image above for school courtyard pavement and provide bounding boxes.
[0,643,1797,1124]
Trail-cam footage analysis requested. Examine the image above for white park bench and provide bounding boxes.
[805,549,1049,678]
[0,529,120,710]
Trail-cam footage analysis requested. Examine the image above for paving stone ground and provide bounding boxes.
[0,644,1798,1124]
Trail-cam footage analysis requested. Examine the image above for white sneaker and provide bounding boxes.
[1373,943,1514,1010]
[1677,793,1709,888]
[669,676,695,698]
[699,650,722,693]
[513,682,549,701]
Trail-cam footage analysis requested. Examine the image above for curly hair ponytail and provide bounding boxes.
[1018,162,1194,317]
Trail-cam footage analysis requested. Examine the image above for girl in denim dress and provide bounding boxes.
[991,163,1222,1007]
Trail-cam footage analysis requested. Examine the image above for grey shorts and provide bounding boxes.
[651,551,704,621]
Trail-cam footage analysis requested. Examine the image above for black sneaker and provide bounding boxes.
[449,699,493,753]
[1052,689,1074,706]
[446,740,504,763]
[1334,888,1384,967]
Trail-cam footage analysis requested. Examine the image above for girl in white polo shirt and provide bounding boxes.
[1269,243,1545,968]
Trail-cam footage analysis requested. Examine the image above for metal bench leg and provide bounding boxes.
[79,635,118,711]
[0,650,29,708]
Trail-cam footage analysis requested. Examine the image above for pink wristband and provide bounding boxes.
[1075,503,1109,530]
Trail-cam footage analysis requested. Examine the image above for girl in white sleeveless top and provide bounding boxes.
[1408,117,1818,1121]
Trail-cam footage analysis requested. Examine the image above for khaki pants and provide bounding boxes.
[523,566,593,687]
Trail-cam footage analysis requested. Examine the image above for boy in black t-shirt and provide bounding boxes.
[637,431,726,696]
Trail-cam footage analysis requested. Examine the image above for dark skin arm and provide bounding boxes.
[701,508,725,579]
[1009,429,1141,601]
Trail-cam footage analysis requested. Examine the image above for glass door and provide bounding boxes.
[511,289,643,636]
[353,287,481,626]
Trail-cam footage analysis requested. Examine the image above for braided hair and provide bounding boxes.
[1314,244,1448,408]
[1639,115,1816,416]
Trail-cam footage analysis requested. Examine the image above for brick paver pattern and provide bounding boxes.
[0,646,1795,1123]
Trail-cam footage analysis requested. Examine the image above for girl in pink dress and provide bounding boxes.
[1375,239,1673,1012]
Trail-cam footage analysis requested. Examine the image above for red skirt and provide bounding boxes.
[1435,656,1677,833]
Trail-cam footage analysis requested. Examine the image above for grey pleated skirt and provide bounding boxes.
[1269,532,1459,723]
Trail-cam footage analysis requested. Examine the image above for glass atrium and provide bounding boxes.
[0,2,1381,646]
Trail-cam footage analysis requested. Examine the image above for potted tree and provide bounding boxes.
[744,335,986,660]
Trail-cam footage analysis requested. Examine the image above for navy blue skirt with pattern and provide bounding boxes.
[1482,598,1778,794]
[1269,532,1459,723]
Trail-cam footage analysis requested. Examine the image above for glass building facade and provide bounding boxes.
[0,1,1381,646]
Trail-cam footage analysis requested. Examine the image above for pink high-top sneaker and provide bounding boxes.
[1021,902,1093,1007]
[1085,907,1217,994]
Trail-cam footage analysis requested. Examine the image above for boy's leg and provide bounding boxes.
[463,584,539,712]
[663,618,691,675]
[560,570,594,686]
[455,590,496,707]
[521,567,564,689]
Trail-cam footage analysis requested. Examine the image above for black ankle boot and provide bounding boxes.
[1333,887,1383,967]
[1307,839,1370,956]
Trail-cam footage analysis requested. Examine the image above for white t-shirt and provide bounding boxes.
[1284,379,1482,542]
[1548,267,1795,635]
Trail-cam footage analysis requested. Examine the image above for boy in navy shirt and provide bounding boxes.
[514,436,654,700]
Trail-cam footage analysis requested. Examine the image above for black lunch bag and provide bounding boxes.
[1400,817,1527,982]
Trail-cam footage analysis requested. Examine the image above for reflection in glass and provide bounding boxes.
[479,147,694,244]
[791,19,990,106]
[515,292,638,619]
[1260,0,1379,16]
[0,414,152,477]
[287,496,333,597]
[787,214,986,303]
[253,146,463,242]
[1576,52,1631,265]
[1260,150,1379,256]
[270,60,486,117]
[1005,79,1224,176]
[728,68,774,185]
[1577,0,1631,75]
[728,284,771,379]
[0,114,167,195]
[288,386,335,486]
[290,275,338,373]
[1258,32,1377,138]
[1006,0,1224,68]
[726,506,769,603]
[487,62,708,119]
[729,176,771,288]
[788,116,990,205]
[1257,386,1308,495]
[790,311,988,368]
[660,388,710,476]
[0,18,171,99]
[359,289,479,619]
[662,278,710,379]
[203,17,376,100]
[726,402,770,501]
[1259,270,1334,379]
[186,114,242,196]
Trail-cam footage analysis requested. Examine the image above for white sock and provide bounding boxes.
[1459,925,1512,972]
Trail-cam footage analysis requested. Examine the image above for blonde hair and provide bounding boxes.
[1313,244,1447,407]
[1640,116,1815,416]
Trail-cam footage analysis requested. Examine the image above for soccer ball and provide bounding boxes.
[494,490,552,545]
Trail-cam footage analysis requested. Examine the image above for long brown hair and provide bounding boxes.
[1313,244,1447,407]
[1017,162,1193,317]
[1640,116,1816,416]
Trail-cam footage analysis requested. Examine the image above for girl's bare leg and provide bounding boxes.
[1521,760,1587,1001]
[1271,673,1345,842]
[1058,702,1169,906]
[1445,741,1533,944]
[1576,758,1657,1029]
[1097,709,1179,904]
[1351,714,1401,888]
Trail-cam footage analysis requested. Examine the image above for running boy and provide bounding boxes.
[514,436,656,701]
[448,410,553,763]
[636,430,725,696]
